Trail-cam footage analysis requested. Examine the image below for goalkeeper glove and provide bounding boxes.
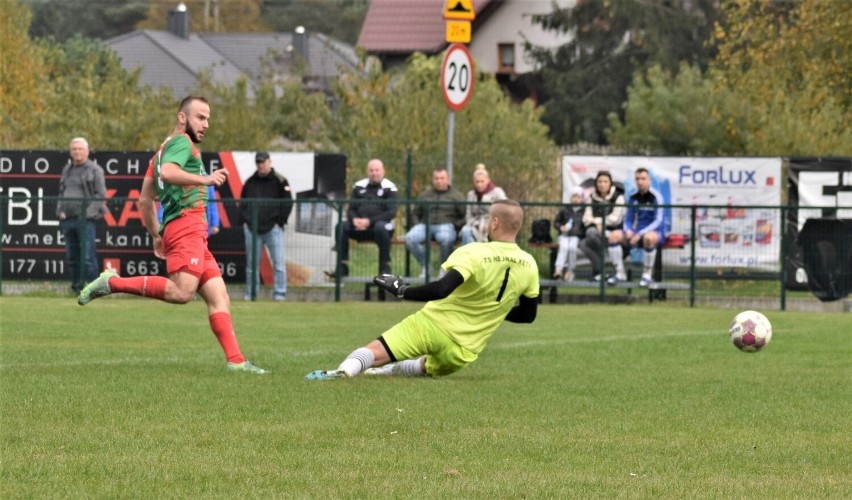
[373,274,409,299]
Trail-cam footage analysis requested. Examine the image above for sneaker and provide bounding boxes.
[324,263,349,280]
[305,369,346,381]
[591,274,602,283]
[363,363,398,376]
[607,273,627,286]
[273,294,286,302]
[227,360,270,374]
[564,270,574,282]
[639,274,654,287]
[77,270,117,305]
[553,270,562,279]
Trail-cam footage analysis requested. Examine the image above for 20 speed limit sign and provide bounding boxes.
[441,43,474,111]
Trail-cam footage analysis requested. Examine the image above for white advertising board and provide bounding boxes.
[561,156,783,271]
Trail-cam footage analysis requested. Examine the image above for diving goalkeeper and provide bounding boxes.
[306,199,539,380]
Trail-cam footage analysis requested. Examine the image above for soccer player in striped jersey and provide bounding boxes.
[306,199,539,380]
[77,96,268,374]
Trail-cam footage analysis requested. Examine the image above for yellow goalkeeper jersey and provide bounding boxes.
[420,241,540,354]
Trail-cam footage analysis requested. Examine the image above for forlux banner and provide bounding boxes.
[561,156,783,272]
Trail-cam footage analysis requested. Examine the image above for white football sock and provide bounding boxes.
[609,245,625,276]
[398,357,426,376]
[643,248,657,276]
[337,347,374,377]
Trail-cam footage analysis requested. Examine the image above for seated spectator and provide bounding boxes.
[460,164,507,244]
[618,167,665,287]
[335,159,398,277]
[405,167,466,278]
[579,171,626,283]
[553,186,585,281]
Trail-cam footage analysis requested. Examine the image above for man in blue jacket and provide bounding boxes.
[619,167,665,287]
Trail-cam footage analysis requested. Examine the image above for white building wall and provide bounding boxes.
[469,0,575,74]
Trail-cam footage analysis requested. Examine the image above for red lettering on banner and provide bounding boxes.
[117,189,144,226]
[103,189,118,226]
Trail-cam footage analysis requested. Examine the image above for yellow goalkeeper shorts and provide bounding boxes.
[380,310,478,376]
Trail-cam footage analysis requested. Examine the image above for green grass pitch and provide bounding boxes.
[1,297,849,498]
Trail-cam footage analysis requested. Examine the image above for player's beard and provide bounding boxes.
[184,122,205,144]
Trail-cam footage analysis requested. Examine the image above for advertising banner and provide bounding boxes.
[0,151,346,286]
[562,156,783,271]
[785,158,852,294]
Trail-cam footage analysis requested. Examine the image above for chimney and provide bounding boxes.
[292,26,309,68]
[168,2,190,40]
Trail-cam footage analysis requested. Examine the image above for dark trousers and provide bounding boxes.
[338,219,393,270]
[579,226,607,275]
[61,217,99,292]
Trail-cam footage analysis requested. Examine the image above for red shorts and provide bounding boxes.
[162,214,221,279]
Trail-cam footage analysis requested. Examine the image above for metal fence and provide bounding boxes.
[2,195,849,311]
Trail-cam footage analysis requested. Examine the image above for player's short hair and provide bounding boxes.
[493,199,520,209]
[635,167,650,176]
[491,199,523,232]
[178,95,209,113]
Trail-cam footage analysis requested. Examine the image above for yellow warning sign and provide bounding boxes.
[444,0,475,21]
[446,21,471,43]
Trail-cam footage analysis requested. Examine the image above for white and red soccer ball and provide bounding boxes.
[729,310,772,353]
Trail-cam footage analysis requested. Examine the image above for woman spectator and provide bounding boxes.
[579,171,626,283]
[460,164,507,244]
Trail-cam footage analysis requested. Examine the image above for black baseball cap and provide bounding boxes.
[255,151,270,162]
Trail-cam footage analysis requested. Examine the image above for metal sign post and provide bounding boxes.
[441,43,474,183]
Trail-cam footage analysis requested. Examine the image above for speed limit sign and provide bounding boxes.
[441,43,474,111]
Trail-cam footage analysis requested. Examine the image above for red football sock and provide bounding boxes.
[209,312,245,363]
[108,276,167,300]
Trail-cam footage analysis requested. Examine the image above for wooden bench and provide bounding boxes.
[337,237,457,300]
[537,277,690,304]
[530,237,689,303]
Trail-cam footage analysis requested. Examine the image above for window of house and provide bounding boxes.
[498,43,515,73]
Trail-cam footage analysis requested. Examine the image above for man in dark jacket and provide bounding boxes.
[335,159,399,277]
[405,167,466,278]
[239,151,293,301]
[57,137,107,293]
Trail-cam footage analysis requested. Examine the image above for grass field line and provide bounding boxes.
[491,328,717,350]
[1,330,719,369]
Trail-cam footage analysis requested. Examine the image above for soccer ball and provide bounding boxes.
[729,310,772,352]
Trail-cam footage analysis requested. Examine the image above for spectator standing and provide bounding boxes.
[57,137,106,293]
[306,200,539,380]
[238,152,293,301]
[553,186,585,281]
[579,171,626,283]
[405,167,466,278]
[77,96,267,374]
[460,164,507,244]
[335,158,399,277]
[620,167,665,287]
